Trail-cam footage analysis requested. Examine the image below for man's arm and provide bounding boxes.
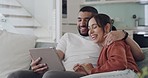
[125,37,144,61]
[104,30,145,62]
[56,50,65,60]
[55,33,68,60]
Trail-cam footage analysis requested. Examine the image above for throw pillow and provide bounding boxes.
[0,30,37,78]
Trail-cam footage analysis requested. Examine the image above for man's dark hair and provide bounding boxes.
[79,6,98,15]
[112,26,117,31]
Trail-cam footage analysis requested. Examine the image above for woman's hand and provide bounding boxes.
[30,57,48,74]
[73,63,94,75]
[73,64,88,75]
[81,63,94,75]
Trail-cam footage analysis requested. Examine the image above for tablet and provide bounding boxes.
[29,48,65,71]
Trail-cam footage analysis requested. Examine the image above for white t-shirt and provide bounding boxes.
[56,33,102,71]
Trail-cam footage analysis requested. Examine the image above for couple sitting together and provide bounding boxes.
[8,6,144,78]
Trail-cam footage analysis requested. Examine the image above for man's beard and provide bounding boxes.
[78,28,89,36]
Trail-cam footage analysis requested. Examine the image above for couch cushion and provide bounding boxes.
[0,30,37,78]
[81,69,137,78]
[136,49,148,69]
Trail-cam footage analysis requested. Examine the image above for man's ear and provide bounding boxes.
[104,23,111,33]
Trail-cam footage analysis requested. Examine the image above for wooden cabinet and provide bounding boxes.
[80,0,139,5]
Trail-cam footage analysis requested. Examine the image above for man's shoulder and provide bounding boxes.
[62,33,80,37]
[64,32,78,35]
[62,33,91,41]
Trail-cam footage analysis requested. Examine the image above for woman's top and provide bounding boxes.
[91,40,140,74]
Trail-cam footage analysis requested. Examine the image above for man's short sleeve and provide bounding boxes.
[56,33,68,53]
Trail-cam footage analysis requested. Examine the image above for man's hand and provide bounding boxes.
[30,57,48,74]
[104,30,125,46]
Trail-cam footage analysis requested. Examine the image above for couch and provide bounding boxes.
[0,29,59,78]
[0,29,148,78]
[36,42,148,78]
[37,41,148,78]
[0,29,37,78]
[137,49,148,69]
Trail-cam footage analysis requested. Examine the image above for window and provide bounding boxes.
[62,0,67,18]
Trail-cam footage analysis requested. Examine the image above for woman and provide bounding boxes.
[74,14,140,78]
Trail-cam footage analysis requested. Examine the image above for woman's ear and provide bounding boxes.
[104,23,111,33]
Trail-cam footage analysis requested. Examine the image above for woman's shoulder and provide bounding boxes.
[109,40,127,47]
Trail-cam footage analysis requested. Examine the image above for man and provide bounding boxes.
[8,6,144,78]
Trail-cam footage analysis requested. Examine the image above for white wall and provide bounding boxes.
[62,0,80,34]
[145,5,148,25]
[17,0,35,15]
[17,0,81,42]
[18,0,56,42]
[33,0,55,42]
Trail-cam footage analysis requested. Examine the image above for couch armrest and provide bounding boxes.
[136,49,148,69]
